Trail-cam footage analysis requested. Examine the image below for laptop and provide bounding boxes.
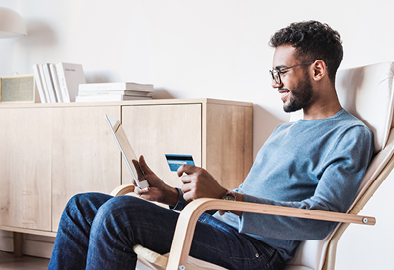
[105,114,149,189]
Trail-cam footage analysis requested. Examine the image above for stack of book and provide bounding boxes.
[32,62,86,103]
[75,82,154,102]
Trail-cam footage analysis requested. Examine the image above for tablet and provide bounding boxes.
[105,114,149,189]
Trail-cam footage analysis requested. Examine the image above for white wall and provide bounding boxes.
[1,0,394,269]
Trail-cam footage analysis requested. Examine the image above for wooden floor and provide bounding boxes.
[0,252,49,270]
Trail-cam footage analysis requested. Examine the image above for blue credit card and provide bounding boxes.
[165,154,195,171]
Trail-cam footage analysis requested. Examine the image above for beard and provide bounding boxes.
[283,76,314,113]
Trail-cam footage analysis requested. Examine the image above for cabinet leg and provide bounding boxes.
[13,232,23,257]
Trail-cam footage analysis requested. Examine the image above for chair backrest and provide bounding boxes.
[285,62,394,270]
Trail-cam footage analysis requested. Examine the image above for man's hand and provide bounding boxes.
[134,155,179,207]
[177,164,227,202]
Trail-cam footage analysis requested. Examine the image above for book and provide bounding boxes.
[55,62,86,102]
[77,90,153,97]
[32,64,47,103]
[43,63,57,102]
[37,64,51,103]
[49,63,63,102]
[78,82,153,92]
[75,94,153,102]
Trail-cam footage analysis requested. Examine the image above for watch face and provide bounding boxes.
[223,194,236,201]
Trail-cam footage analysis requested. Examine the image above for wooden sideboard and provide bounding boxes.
[0,98,253,241]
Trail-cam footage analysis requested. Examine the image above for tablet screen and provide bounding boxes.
[105,115,149,189]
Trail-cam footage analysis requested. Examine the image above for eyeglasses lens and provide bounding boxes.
[271,70,280,84]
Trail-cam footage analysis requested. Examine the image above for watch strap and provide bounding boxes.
[222,189,237,201]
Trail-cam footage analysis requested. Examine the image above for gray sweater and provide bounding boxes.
[177,109,374,261]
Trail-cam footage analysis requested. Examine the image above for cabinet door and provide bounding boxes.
[51,106,121,231]
[0,108,52,231]
[122,104,202,187]
[204,103,253,189]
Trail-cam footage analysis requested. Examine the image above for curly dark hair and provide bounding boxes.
[269,20,343,83]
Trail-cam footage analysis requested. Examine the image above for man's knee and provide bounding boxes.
[90,196,150,237]
[64,192,112,218]
[95,196,148,218]
[93,196,169,228]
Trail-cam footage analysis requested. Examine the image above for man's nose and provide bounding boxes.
[271,79,283,89]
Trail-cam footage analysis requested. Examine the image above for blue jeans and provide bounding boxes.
[48,193,284,270]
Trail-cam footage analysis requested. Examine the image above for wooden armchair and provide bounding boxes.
[111,61,394,270]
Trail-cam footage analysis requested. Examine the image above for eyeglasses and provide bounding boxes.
[269,61,315,85]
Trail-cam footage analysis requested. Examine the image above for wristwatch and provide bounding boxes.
[222,189,236,201]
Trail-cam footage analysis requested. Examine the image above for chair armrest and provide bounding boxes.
[110,184,135,196]
[166,198,375,270]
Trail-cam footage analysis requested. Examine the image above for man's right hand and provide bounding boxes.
[134,155,179,207]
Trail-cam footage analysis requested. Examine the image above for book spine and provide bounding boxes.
[32,64,47,103]
[38,64,51,103]
[49,64,63,103]
[75,95,152,102]
[55,63,71,102]
[43,64,57,102]
[78,83,153,92]
[75,95,125,102]
[77,90,153,96]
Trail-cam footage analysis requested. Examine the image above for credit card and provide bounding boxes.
[165,154,195,171]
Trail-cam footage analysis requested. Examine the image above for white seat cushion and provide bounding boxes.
[336,62,394,153]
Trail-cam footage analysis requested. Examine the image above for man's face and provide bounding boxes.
[283,71,313,113]
[271,45,314,113]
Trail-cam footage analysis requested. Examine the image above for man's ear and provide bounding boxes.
[312,60,327,81]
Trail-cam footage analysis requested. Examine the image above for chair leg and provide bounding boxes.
[13,232,23,257]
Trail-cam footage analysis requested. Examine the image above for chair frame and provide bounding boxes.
[320,151,394,270]
[111,182,378,270]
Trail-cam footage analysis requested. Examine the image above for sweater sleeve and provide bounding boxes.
[238,126,374,240]
[169,187,188,211]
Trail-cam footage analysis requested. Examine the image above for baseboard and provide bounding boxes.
[0,230,55,259]
[0,231,13,253]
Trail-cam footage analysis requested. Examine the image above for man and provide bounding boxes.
[48,21,374,270]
